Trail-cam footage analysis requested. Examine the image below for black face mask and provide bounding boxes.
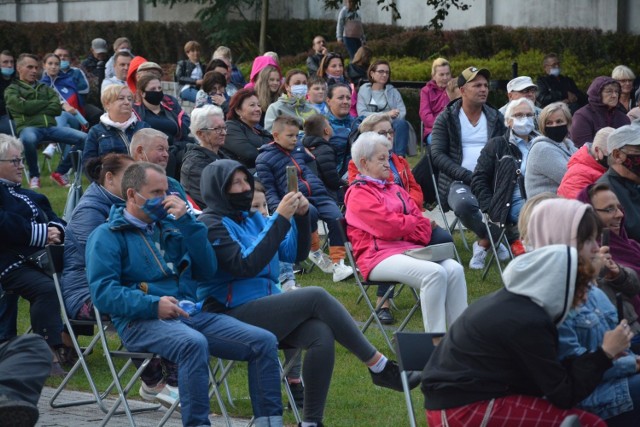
[227,190,253,212]
[144,90,164,106]
[545,124,568,143]
[597,155,609,168]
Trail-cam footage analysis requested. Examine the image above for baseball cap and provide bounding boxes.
[91,38,108,54]
[457,66,491,87]
[607,124,640,153]
[137,61,163,75]
[507,76,537,93]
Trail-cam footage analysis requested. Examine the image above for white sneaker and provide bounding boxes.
[308,250,333,274]
[139,381,165,402]
[332,260,354,282]
[497,243,510,261]
[281,279,301,292]
[43,143,57,159]
[469,241,487,270]
[29,176,40,189]
[155,384,180,411]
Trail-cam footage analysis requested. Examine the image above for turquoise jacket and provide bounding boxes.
[86,205,216,335]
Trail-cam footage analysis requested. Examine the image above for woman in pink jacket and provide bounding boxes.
[419,58,453,144]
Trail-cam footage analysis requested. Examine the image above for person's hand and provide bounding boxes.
[600,246,620,278]
[162,195,188,220]
[196,79,203,86]
[275,192,301,220]
[210,94,225,106]
[158,296,188,319]
[47,226,62,244]
[567,91,578,103]
[62,103,77,114]
[319,46,328,55]
[389,109,400,119]
[430,220,438,229]
[602,320,633,358]
[295,194,309,216]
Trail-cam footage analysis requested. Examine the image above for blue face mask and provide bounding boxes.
[60,60,70,70]
[1,67,13,77]
[136,192,168,222]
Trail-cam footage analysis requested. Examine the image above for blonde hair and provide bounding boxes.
[612,65,636,81]
[517,192,559,247]
[213,46,232,62]
[255,65,281,113]
[431,57,450,77]
[359,112,392,133]
[101,84,130,108]
[538,102,572,135]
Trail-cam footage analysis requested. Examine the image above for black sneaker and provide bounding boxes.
[370,360,421,392]
[0,398,39,427]
[287,382,304,409]
[376,307,395,325]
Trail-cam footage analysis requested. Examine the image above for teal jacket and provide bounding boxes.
[4,79,62,135]
[86,205,217,335]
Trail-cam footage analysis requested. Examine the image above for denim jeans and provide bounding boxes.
[307,195,344,247]
[446,181,487,240]
[343,37,361,60]
[19,126,86,177]
[180,87,198,103]
[118,311,282,426]
[55,111,81,130]
[391,118,410,157]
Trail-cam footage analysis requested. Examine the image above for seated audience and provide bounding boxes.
[181,105,228,209]
[242,55,280,91]
[421,198,626,427]
[254,65,282,127]
[194,71,229,114]
[612,65,637,112]
[571,76,630,148]
[357,60,411,157]
[536,52,587,114]
[212,45,245,92]
[81,38,108,79]
[104,37,132,80]
[597,124,640,242]
[326,83,355,177]
[524,102,577,197]
[0,50,15,136]
[205,57,238,98]
[317,52,357,116]
[307,76,329,116]
[345,131,467,333]
[558,127,613,199]
[498,76,542,124]
[264,69,317,132]
[306,35,327,77]
[101,50,133,93]
[197,159,420,427]
[419,57,453,144]
[41,53,85,131]
[346,46,372,89]
[175,40,204,103]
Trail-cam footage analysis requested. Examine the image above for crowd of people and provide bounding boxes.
[2,9,640,426]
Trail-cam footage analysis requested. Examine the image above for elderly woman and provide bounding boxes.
[612,65,637,112]
[525,101,578,197]
[419,58,452,144]
[356,60,411,157]
[471,98,539,256]
[345,132,467,337]
[0,134,70,376]
[223,88,273,171]
[264,69,317,132]
[83,84,148,165]
[181,105,228,208]
[571,76,631,148]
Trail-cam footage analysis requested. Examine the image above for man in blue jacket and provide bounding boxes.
[85,162,284,427]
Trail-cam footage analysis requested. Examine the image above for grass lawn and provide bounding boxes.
[17,152,505,426]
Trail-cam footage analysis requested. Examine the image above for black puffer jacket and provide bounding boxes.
[180,144,226,209]
[431,98,506,211]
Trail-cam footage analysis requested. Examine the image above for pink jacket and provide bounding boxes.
[244,56,281,89]
[344,177,432,280]
[419,80,449,138]
[557,145,607,199]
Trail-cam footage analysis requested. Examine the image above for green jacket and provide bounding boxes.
[4,79,61,135]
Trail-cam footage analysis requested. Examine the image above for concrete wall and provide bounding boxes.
[1,0,639,34]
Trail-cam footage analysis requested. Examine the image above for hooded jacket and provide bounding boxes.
[4,79,62,134]
[263,94,318,132]
[180,144,226,209]
[571,77,630,148]
[557,144,607,199]
[244,56,281,89]
[419,79,449,138]
[422,245,613,410]
[196,160,310,307]
[524,135,577,198]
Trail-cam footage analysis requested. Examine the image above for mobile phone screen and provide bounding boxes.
[286,166,298,193]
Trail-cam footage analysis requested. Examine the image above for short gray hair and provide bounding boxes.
[0,134,23,160]
[190,104,224,142]
[120,162,165,201]
[504,98,535,125]
[612,65,635,81]
[351,131,392,172]
[130,128,168,155]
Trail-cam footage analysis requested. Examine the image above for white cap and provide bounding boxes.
[507,76,537,93]
[607,124,640,153]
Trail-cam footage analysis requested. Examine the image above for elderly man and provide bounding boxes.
[306,35,327,77]
[536,53,587,114]
[101,50,133,93]
[431,66,508,269]
[499,76,542,119]
[558,126,613,199]
[4,53,86,188]
[597,124,640,242]
[86,161,283,427]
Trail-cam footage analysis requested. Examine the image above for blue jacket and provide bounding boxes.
[86,205,216,335]
[83,120,148,164]
[557,287,635,419]
[196,160,310,308]
[255,142,330,213]
[61,182,123,318]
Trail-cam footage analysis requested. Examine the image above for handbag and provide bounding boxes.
[25,249,50,272]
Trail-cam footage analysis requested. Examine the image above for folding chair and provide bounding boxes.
[337,218,421,352]
[62,150,83,222]
[394,332,442,427]
[480,213,513,282]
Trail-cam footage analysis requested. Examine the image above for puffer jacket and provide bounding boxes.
[557,287,636,419]
[431,98,506,211]
[344,176,432,280]
[419,79,450,138]
[196,160,310,307]
[263,94,318,132]
[222,119,272,170]
[86,204,216,335]
[83,119,148,164]
[61,182,123,318]
[557,144,607,199]
[571,76,630,148]
[180,144,226,209]
[302,135,343,193]
[4,79,62,134]
[255,141,330,212]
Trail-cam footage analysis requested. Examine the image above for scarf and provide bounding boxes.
[100,112,138,131]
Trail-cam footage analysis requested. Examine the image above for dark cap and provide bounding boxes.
[457,66,491,88]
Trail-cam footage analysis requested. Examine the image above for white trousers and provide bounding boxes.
[368,255,468,333]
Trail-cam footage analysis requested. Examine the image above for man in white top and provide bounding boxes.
[431,66,507,269]
[499,76,542,126]
[101,50,133,93]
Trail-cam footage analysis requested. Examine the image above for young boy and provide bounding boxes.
[302,114,344,203]
[307,75,329,116]
[256,116,353,282]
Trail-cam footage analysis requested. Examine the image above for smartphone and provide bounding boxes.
[601,228,610,247]
[286,165,298,194]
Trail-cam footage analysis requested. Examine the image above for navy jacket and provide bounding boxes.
[83,120,148,164]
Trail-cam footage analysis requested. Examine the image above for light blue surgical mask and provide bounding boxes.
[60,60,70,70]
[549,67,561,77]
[1,67,13,77]
[291,84,308,99]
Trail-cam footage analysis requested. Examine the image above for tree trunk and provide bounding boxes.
[259,0,269,54]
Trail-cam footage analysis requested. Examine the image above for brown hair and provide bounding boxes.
[255,65,281,113]
[573,208,602,306]
[227,88,257,121]
[136,73,160,95]
[184,40,201,54]
[201,71,227,94]
[85,153,134,184]
[303,114,328,138]
[272,115,301,134]
[368,60,391,84]
[352,46,373,68]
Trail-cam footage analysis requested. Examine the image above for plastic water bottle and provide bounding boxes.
[177,300,202,316]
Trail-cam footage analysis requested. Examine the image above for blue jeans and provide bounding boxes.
[19,126,86,177]
[55,111,81,130]
[279,261,295,282]
[180,87,198,103]
[343,37,361,60]
[391,118,410,157]
[308,195,344,247]
[119,311,282,426]
[447,181,487,240]
[0,114,15,136]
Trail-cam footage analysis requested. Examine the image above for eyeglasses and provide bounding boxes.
[517,87,537,94]
[377,129,395,137]
[0,157,24,167]
[512,113,535,119]
[374,70,390,75]
[200,126,228,135]
[595,205,623,214]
